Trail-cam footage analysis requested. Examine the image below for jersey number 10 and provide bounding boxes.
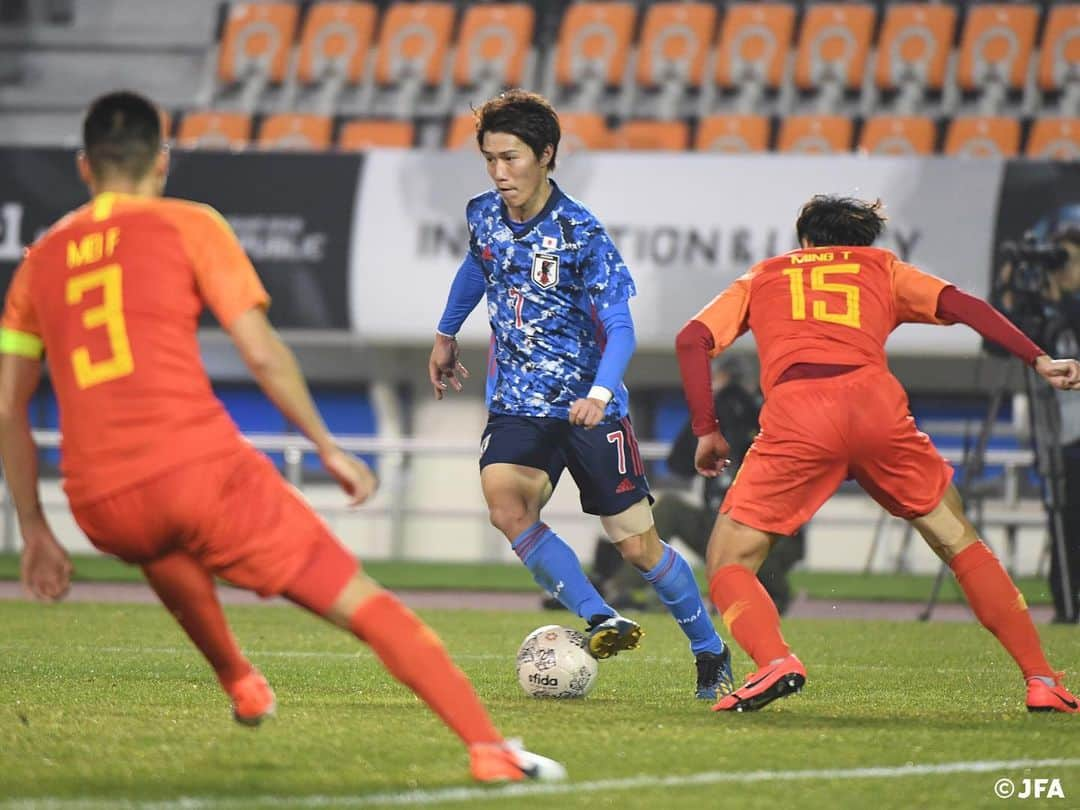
[782,263,861,329]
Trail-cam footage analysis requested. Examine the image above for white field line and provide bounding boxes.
[3,758,1079,809]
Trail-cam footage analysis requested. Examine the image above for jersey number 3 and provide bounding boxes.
[782,263,861,329]
[66,264,134,389]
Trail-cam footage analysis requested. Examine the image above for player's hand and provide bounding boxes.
[320,446,379,507]
[20,522,71,602]
[694,431,731,478]
[429,335,469,400]
[1034,355,1080,390]
[568,397,606,429]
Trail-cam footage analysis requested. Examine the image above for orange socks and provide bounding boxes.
[709,564,790,667]
[950,541,1053,680]
[349,592,502,747]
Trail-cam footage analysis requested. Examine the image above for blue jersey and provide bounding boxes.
[466,182,636,420]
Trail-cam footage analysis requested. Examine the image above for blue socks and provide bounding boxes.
[643,542,724,656]
[512,522,614,621]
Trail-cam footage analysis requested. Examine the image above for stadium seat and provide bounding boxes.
[216,3,299,109]
[373,2,455,118]
[956,4,1039,114]
[793,3,875,109]
[296,2,377,87]
[339,119,415,150]
[633,3,717,119]
[695,115,770,152]
[175,111,252,150]
[612,120,689,151]
[559,113,613,152]
[1038,5,1080,115]
[713,3,796,112]
[453,4,535,95]
[551,2,636,112]
[1026,118,1080,160]
[445,112,477,149]
[777,115,853,153]
[257,114,333,151]
[944,116,1020,157]
[858,116,936,156]
[874,4,956,114]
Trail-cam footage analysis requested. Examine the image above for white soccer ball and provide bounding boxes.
[516,624,598,698]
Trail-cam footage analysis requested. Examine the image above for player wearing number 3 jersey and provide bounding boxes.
[677,195,1080,714]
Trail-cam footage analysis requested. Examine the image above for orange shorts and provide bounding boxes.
[71,443,341,598]
[721,365,953,536]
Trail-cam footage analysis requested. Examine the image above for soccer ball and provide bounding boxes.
[516,624,598,698]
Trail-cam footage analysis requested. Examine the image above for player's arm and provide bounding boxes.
[429,251,484,399]
[569,301,636,428]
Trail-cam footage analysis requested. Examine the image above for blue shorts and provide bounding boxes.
[479,412,653,516]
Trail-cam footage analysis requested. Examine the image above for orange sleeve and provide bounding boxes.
[891,260,951,325]
[182,205,269,329]
[0,251,44,359]
[690,273,751,357]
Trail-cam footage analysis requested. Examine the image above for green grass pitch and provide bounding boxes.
[1,601,1077,809]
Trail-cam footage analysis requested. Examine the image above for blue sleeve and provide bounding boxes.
[592,301,636,394]
[583,226,636,310]
[436,252,485,336]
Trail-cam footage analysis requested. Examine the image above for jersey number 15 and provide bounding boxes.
[782,263,861,329]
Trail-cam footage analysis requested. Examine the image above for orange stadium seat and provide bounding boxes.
[612,120,689,151]
[944,117,1020,157]
[714,3,796,91]
[1039,5,1080,95]
[874,4,956,94]
[555,3,637,90]
[453,4,535,89]
[296,1,378,86]
[445,112,477,149]
[258,114,333,151]
[636,3,717,90]
[695,115,770,152]
[217,3,300,85]
[559,113,613,151]
[1026,118,1080,160]
[777,115,853,153]
[858,116,936,156]
[339,120,415,150]
[794,3,875,93]
[956,5,1039,95]
[176,112,252,150]
[374,3,455,88]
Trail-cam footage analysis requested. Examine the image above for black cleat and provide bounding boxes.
[585,613,643,660]
[695,648,735,700]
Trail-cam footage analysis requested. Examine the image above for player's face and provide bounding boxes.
[481,131,550,215]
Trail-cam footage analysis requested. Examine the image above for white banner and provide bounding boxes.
[350,151,1004,353]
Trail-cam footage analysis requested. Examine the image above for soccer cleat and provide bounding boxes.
[469,739,568,783]
[712,653,806,713]
[695,648,735,701]
[585,613,643,660]
[1026,673,1079,714]
[225,670,277,727]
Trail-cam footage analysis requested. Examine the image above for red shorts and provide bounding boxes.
[71,443,343,597]
[721,365,953,536]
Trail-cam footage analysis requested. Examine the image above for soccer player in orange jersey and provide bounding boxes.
[676,195,1080,714]
[0,91,565,782]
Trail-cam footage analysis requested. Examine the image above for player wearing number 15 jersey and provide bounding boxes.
[0,91,565,783]
[677,194,1080,714]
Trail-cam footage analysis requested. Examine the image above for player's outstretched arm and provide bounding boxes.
[227,308,377,506]
[0,354,71,601]
[430,253,484,399]
[1034,355,1080,390]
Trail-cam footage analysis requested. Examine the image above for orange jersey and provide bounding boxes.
[0,192,268,505]
[691,246,951,396]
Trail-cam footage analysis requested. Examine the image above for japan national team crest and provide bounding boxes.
[531,253,559,289]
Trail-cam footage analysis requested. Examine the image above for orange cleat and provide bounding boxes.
[469,740,567,783]
[1026,673,1079,714]
[225,669,277,726]
[712,653,806,713]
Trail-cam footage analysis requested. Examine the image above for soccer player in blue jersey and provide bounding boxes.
[428,90,733,699]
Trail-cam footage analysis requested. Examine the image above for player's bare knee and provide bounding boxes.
[911,487,979,562]
[487,501,537,539]
[706,515,771,575]
[325,573,383,629]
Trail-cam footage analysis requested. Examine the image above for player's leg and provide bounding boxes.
[141,551,273,725]
[908,486,1077,713]
[282,534,565,781]
[481,414,616,623]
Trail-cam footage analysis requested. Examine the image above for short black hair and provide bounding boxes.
[82,90,162,180]
[795,195,888,247]
[474,89,560,171]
